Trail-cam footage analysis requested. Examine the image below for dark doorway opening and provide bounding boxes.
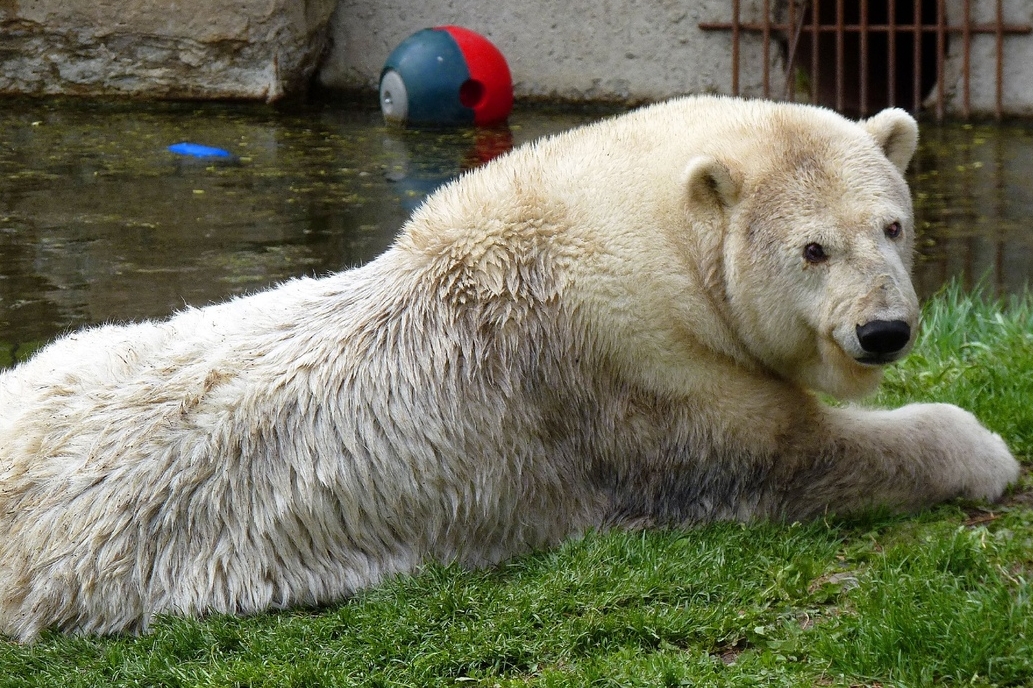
[699,1,1032,119]
[791,0,941,117]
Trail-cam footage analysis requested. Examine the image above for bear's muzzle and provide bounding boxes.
[855,319,912,363]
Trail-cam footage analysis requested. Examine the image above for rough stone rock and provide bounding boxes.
[0,0,338,101]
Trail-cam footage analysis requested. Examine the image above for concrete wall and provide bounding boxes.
[2,0,1029,113]
[317,0,782,103]
[318,0,1033,116]
[948,1,1033,116]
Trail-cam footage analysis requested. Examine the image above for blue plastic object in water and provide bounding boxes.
[168,142,234,159]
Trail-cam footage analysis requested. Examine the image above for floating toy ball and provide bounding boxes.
[168,142,235,159]
[380,26,513,127]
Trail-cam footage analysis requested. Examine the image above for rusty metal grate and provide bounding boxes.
[700,0,1032,119]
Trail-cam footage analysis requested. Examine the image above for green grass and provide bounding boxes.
[2,284,1032,687]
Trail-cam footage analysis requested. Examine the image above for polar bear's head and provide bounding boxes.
[684,106,920,399]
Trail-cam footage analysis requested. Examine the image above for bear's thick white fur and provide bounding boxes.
[0,96,1019,641]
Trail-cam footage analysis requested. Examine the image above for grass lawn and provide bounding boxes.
[2,284,1031,687]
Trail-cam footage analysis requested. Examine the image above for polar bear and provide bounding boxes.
[0,96,1019,641]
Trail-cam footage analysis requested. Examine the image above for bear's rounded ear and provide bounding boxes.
[862,108,919,173]
[683,156,739,210]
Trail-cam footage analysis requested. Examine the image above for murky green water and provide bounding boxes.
[0,98,604,359]
[1,97,1031,360]
[910,122,1033,298]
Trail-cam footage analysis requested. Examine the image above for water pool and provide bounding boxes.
[1,97,1030,362]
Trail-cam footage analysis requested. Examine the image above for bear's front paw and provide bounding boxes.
[916,403,1020,503]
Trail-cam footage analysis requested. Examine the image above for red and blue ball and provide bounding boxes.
[380,26,513,127]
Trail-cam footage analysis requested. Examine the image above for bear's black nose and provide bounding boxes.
[856,320,911,356]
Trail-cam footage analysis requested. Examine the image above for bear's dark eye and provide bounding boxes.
[803,243,827,264]
[885,221,903,239]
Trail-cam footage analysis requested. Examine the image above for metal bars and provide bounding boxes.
[699,0,1031,119]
